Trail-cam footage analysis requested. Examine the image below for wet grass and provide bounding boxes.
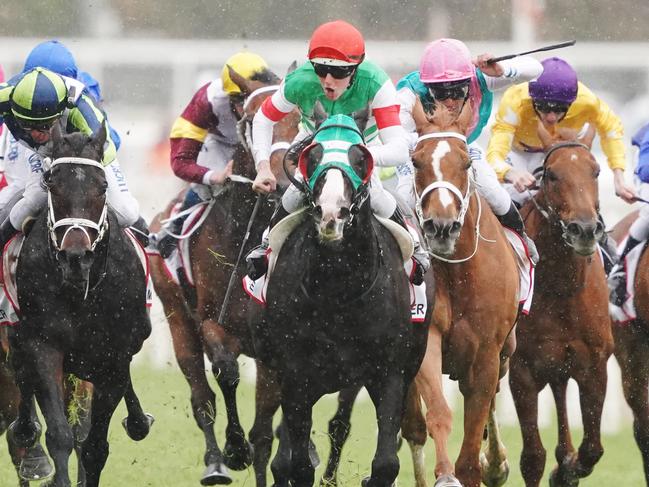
[0,362,644,486]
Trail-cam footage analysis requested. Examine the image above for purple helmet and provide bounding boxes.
[528,57,578,105]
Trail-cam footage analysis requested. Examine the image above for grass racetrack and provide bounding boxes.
[0,360,644,486]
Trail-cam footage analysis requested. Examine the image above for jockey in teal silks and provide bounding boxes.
[247,19,429,284]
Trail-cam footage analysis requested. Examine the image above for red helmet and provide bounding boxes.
[308,20,365,66]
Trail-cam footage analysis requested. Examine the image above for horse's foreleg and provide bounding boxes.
[400,382,429,487]
[280,379,317,487]
[364,372,404,487]
[121,375,154,441]
[480,397,509,487]
[614,324,649,485]
[202,318,253,471]
[455,352,500,487]
[321,384,362,486]
[81,377,128,487]
[509,358,545,487]
[249,361,281,487]
[416,327,455,483]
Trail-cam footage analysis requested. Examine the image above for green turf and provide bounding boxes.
[0,362,644,486]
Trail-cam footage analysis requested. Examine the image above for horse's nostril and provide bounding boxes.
[451,221,462,234]
[339,207,351,220]
[313,206,323,219]
[566,222,582,236]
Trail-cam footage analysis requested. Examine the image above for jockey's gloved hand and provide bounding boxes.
[411,256,426,286]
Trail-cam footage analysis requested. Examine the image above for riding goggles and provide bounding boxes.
[533,100,571,114]
[15,116,57,132]
[311,62,357,80]
[426,83,470,101]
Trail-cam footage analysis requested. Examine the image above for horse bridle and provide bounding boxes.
[47,157,108,252]
[528,141,591,242]
[413,132,473,228]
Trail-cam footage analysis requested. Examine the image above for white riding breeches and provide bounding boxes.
[395,141,512,216]
[10,156,140,231]
[501,147,545,207]
[191,134,236,201]
[630,182,649,242]
[0,130,32,224]
[282,169,397,219]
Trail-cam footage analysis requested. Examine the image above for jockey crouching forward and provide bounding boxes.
[151,52,277,258]
[0,67,142,249]
[608,123,649,306]
[396,38,542,264]
[247,19,430,284]
[486,57,636,271]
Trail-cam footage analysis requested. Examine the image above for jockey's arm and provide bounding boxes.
[369,81,409,167]
[486,87,520,182]
[67,94,118,165]
[396,87,421,151]
[479,56,544,92]
[251,86,295,193]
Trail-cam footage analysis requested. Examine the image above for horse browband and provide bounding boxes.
[51,157,104,170]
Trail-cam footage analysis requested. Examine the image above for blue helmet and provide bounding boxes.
[23,40,78,79]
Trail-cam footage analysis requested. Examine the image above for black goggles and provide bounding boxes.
[533,100,571,114]
[427,83,470,101]
[15,116,57,132]
[311,62,357,80]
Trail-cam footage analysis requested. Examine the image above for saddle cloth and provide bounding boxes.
[503,227,535,315]
[242,209,428,323]
[610,236,646,324]
[148,203,209,287]
[0,229,152,327]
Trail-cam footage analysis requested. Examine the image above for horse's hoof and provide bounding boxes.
[433,474,463,487]
[361,477,396,487]
[549,465,579,487]
[223,438,253,470]
[479,452,509,487]
[122,412,154,441]
[201,462,232,485]
[309,438,320,469]
[18,444,54,481]
[8,420,40,449]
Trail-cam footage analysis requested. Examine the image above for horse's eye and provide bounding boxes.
[545,170,558,182]
[594,167,600,178]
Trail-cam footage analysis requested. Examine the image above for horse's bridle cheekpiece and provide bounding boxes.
[47,157,108,252]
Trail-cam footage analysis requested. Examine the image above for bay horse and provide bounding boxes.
[250,114,428,487]
[6,124,153,487]
[148,66,300,485]
[608,209,649,484]
[510,123,613,486]
[405,101,520,487]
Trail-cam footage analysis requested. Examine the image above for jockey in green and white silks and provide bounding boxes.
[247,20,429,284]
[395,38,543,264]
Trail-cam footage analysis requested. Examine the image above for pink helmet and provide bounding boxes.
[0,64,4,83]
[419,38,475,84]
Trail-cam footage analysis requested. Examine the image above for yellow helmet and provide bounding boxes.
[221,52,269,95]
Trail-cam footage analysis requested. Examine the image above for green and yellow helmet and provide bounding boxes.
[10,67,68,125]
[221,51,269,95]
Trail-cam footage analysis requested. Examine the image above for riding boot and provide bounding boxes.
[129,216,150,248]
[608,236,641,307]
[246,204,290,280]
[597,213,619,274]
[0,218,19,254]
[390,207,430,285]
[496,202,539,266]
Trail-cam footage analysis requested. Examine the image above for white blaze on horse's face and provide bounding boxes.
[430,140,453,209]
[316,169,349,242]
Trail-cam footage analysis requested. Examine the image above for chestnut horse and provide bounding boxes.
[404,102,520,487]
[608,209,649,485]
[149,68,299,485]
[510,124,613,487]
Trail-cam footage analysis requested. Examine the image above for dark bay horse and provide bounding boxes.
[405,102,520,487]
[608,210,649,484]
[250,114,428,487]
[7,125,153,487]
[510,124,613,486]
[148,67,300,485]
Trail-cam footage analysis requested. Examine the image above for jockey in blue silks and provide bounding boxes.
[609,122,649,306]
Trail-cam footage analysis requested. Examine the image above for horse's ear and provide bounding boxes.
[50,121,63,147]
[455,100,473,136]
[349,144,371,182]
[312,100,328,129]
[431,103,455,130]
[92,121,107,157]
[286,61,298,75]
[226,65,251,95]
[537,120,554,149]
[305,144,323,180]
[556,127,579,142]
[352,105,370,134]
[578,123,597,149]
